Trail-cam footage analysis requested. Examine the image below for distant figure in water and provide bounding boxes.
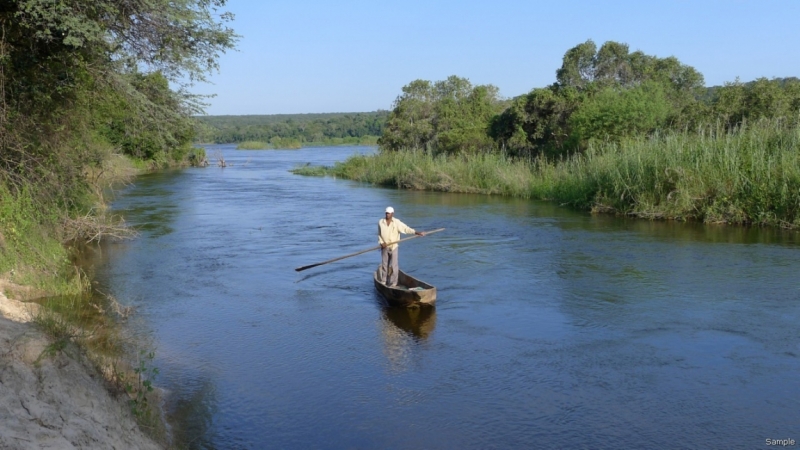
[378,206,425,286]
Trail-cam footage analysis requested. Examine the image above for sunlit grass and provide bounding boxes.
[293,119,800,228]
[293,150,533,195]
[538,119,800,227]
[236,141,269,150]
[0,185,73,290]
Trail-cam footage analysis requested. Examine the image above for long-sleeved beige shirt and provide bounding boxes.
[378,218,415,250]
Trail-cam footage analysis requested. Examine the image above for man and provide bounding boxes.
[378,206,425,286]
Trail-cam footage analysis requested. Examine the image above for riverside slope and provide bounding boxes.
[0,288,161,450]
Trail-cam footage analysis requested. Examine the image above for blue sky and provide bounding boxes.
[192,0,800,115]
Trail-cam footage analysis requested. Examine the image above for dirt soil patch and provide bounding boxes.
[0,288,162,449]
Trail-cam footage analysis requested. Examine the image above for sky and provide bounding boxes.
[191,0,800,116]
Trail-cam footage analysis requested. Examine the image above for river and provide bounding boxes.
[89,145,800,449]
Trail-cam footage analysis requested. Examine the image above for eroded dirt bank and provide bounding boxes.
[0,292,162,450]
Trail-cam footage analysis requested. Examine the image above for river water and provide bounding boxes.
[89,145,800,449]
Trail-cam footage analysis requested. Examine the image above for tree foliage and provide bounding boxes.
[10,0,236,83]
[491,40,707,158]
[379,76,503,155]
[93,71,198,161]
[708,77,800,128]
[568,81,671,144]
[385,40,800,164]
[490,86,582,158]
[556,40,704,93]
[0,0,236,213]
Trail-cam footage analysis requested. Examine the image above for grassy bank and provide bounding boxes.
[0,153,169,441]
[235,136,379,150]
[0,144,214,443]
[237,141,270,150]
[293,119,800,228]
[0,186,78,296]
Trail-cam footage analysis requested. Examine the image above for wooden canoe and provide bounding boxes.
[373,268,436,308]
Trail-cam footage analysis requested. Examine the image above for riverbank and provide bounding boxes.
[292,119,800,229]
[0,284,162,450]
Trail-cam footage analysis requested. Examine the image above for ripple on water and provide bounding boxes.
[94,145,800,449]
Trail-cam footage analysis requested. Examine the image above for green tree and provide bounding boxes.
[1,0,237,214]
[95,72,197,161]
[432,78,501,155]
[709,77,800,129]
[568,81,671,145]
[556,40,597,90]
[379,79,437,151]
[496,40,704,157]
[594,41,633,86]
[380,76,502,155]
[490,86,582,158]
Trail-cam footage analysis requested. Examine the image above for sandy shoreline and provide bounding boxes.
[0,290,163,450]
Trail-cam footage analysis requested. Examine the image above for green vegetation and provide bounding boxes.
[294,39,800,228]
[1,0,236,439]
[0,184,79,295]
[491,39,707,158]
[196,111,388,147]
[123,350,160,423]
[269,137,303,149]
[379,76,506,155]
[1,0,236,277]
[237,141,270,150]
[293,150,531,195]
[294,118,800,227]
[537,119,800,227]
[236,138,307,150]
[1,0,236,273]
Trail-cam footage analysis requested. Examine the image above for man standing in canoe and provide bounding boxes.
[379,206,425,287]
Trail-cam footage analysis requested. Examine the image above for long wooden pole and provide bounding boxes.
[294,228,445,272]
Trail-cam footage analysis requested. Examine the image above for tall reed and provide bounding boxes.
[236,141,269,150]
[302,150,534,196]
[293,118,800,227]
[538,119,800,226]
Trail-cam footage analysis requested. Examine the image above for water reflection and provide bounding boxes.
[553,211,800,246]
[379,305,436,373]
[383,306,436,339]
[163,375,218,450]
[110,171,186,239]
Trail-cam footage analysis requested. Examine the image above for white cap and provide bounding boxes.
[385,206,394,214]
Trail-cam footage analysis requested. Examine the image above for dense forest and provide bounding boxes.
[195,111,389,147]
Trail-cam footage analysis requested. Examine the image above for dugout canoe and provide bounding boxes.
[373,268,436,307]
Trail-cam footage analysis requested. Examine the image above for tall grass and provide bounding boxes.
[293,118,800,228]
[537,119,800,227]
[294,150,534,195]
[0,184,80,294]
[237,136,380,150]
[237,141,269,150]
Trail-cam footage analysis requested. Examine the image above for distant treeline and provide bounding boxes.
[195,111,389,146]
